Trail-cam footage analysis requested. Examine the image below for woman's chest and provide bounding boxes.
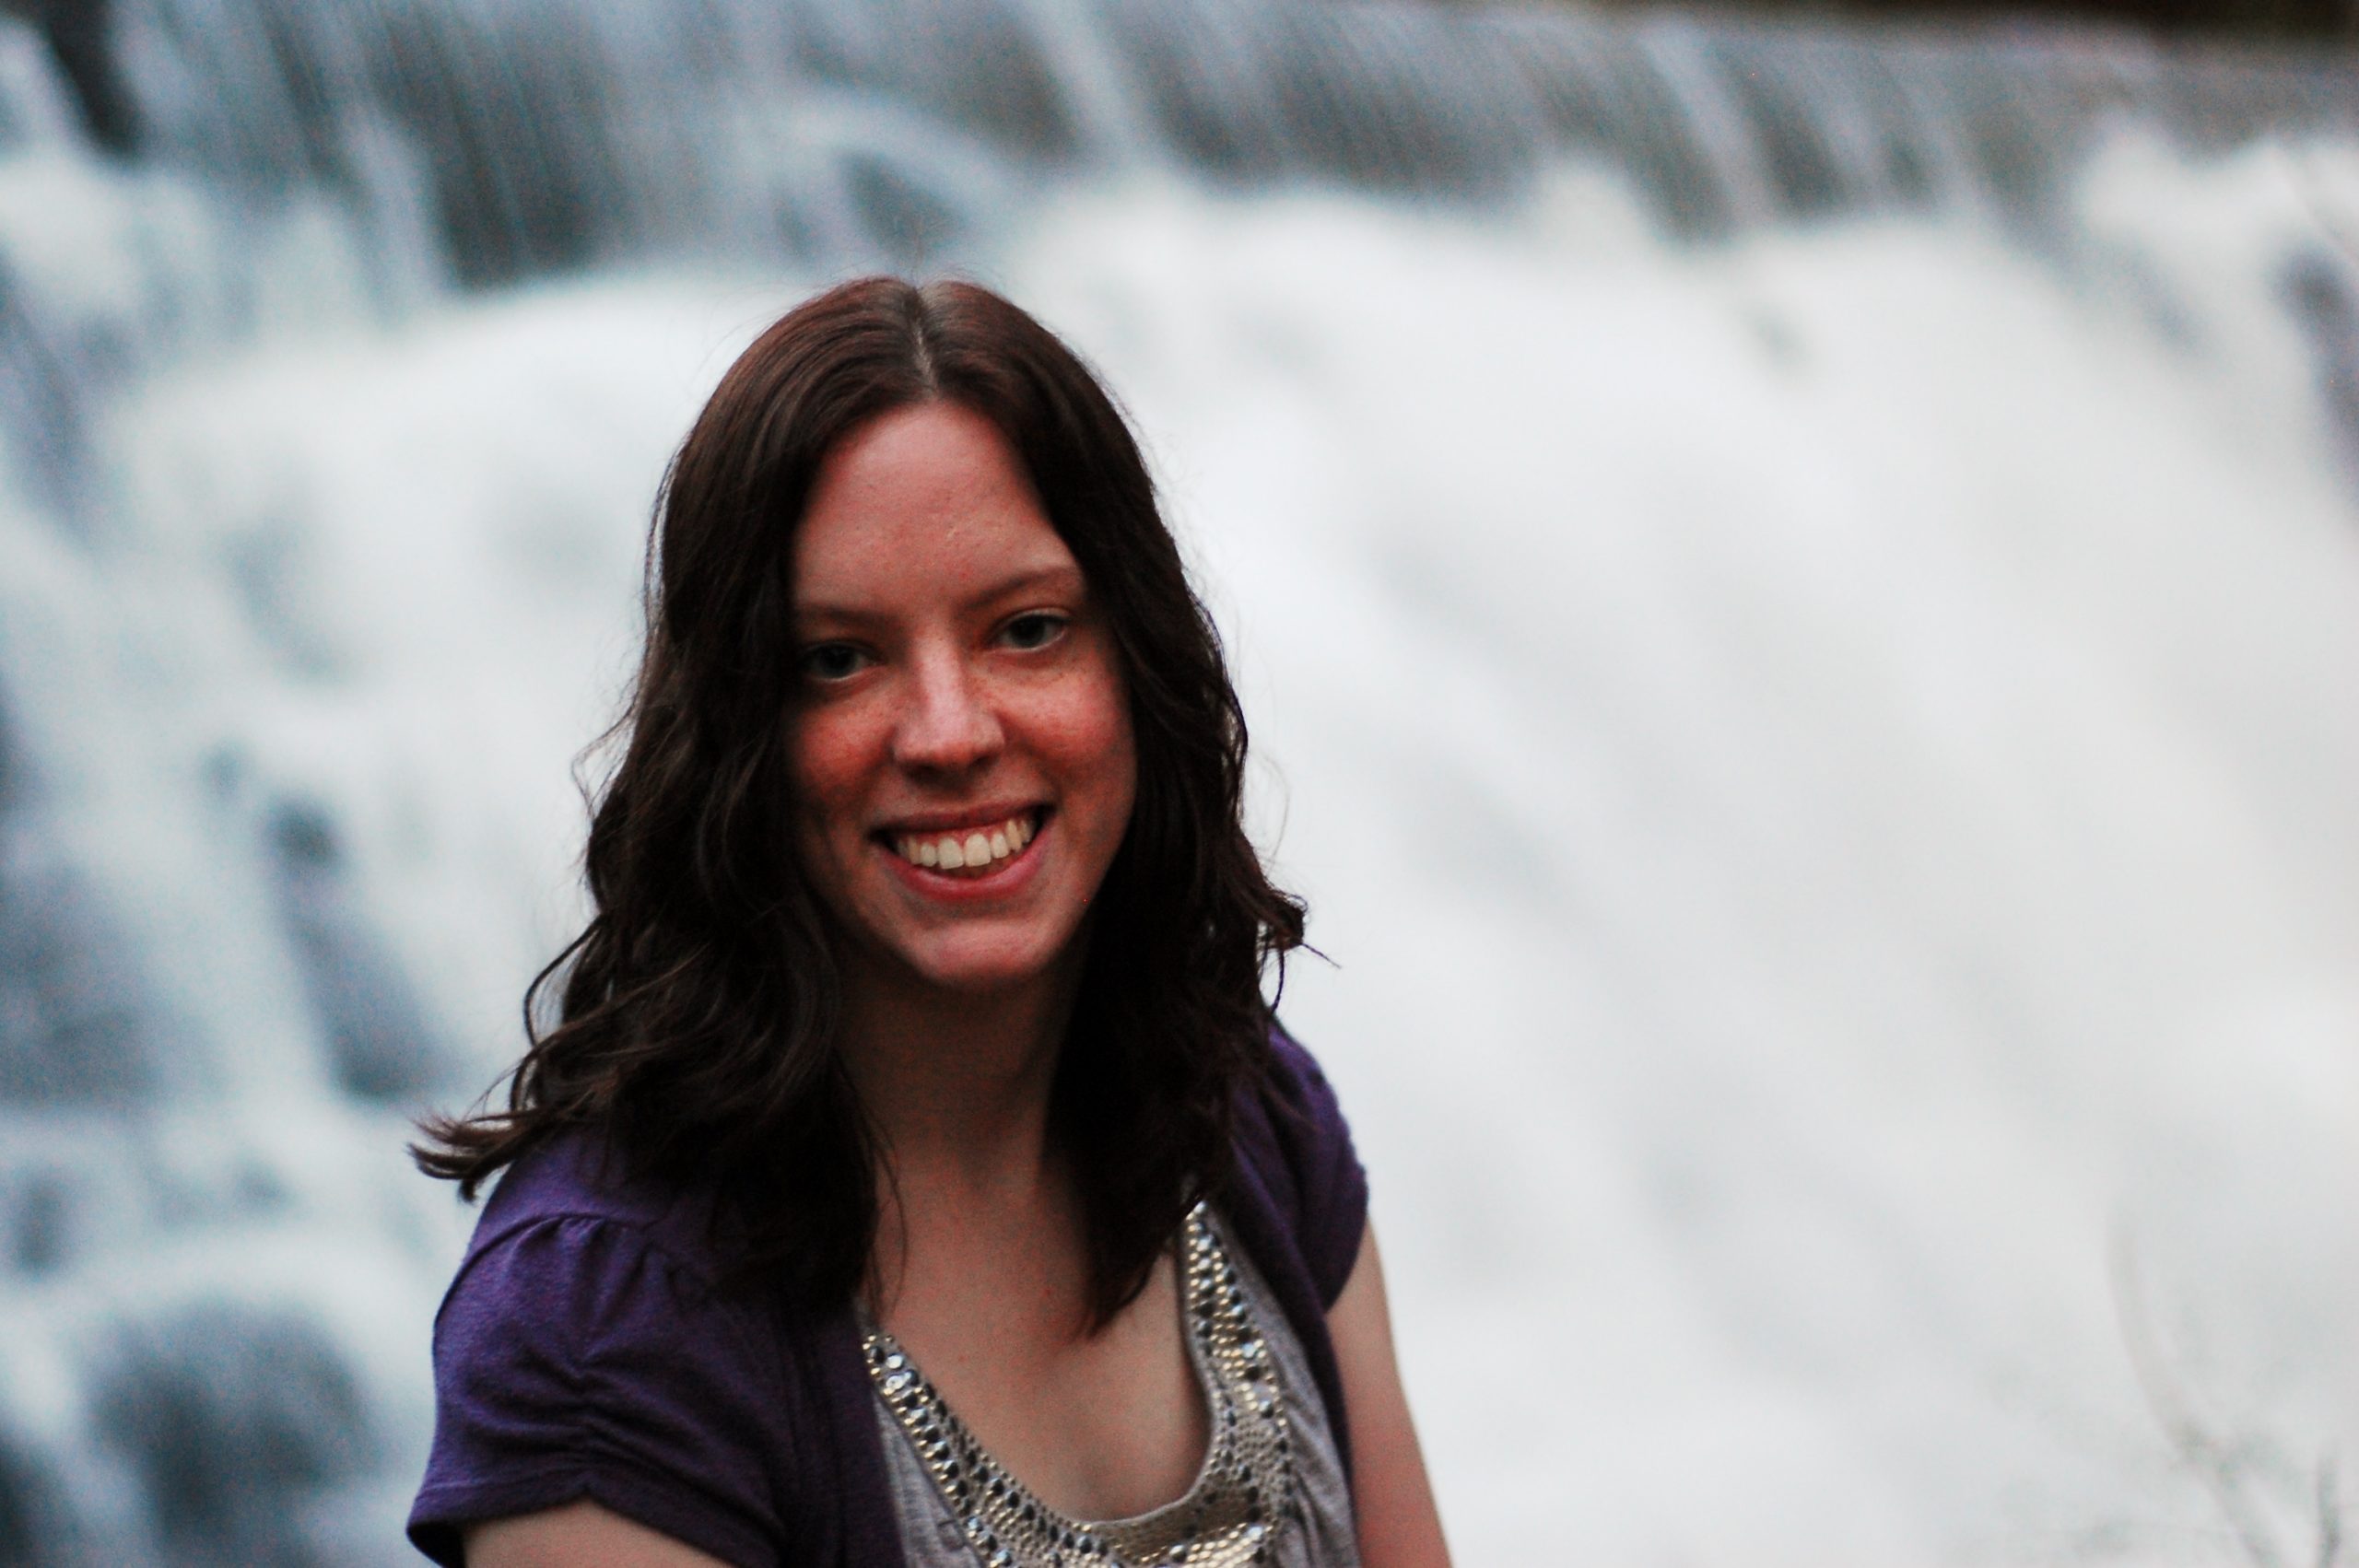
[873,1243,1206,1520]
[863,1209,1361,1568]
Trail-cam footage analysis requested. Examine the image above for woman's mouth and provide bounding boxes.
[883,810,1042,879]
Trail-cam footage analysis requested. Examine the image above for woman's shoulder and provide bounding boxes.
[431,1129,794,1456]
[1230,1024,1368,1311]
[459,1129,728,1290]
[1255,1024,1349,1127]
[413,1132,816,1567]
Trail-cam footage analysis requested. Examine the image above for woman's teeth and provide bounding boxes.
[892,814,1035,874]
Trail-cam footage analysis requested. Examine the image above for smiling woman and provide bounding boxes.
[785,402,1138,1000]
[401,279,1449,1568]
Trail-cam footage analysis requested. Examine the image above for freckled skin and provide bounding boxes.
[786,402,1138,1006]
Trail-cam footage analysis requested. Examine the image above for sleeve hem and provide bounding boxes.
[407,1464,774,1568]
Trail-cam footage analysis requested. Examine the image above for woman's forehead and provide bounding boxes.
[791,404,1083,616]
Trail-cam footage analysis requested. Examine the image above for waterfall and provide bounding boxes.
[1,0,2355,1562]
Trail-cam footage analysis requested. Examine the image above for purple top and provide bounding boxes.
[406,1030,1368,1567]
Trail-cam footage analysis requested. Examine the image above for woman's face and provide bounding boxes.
[786,400,1137,1000]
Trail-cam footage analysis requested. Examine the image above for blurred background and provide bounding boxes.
[2,0,2357,1562]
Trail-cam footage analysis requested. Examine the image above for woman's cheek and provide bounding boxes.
[793,696,874,799]
[788,707,873,875]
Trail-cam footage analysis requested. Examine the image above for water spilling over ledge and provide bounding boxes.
[0,1,2356,1562]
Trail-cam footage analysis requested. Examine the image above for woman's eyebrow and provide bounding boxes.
[790,563,1086,626]
[962,562,1086,608]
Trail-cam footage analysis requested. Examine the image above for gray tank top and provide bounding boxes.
[863,1206,1362,1568]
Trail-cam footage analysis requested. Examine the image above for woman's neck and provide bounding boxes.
[839,960,1086,1322]
[837,956,1074,1200]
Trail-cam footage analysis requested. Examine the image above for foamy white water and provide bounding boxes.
[1021,151,2359,1563]
[1,2,2357,1558]
[22,143,2354,1562]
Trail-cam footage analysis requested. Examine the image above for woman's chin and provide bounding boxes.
[871,930,1080,1000]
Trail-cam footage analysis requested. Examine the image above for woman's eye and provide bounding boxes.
[999,613,1068,651]
[797,642,870,682]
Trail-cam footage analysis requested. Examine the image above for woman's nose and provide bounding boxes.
[891,651,1003,774]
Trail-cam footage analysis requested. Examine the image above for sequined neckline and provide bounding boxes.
[862,1205,1297,1568]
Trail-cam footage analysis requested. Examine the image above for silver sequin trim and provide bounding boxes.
[863,1205,1296,1568]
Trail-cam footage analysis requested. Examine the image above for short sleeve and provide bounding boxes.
[1260,1028,1370,1311]
[406,1214,788,1567]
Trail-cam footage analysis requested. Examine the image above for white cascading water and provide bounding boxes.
[0,1,2355,1562]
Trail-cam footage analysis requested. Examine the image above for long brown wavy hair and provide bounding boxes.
[415,277,1306,1323]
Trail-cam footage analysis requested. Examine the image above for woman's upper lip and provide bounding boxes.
[873,803,1044,836]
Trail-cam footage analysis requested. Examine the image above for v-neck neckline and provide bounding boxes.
[858,1205,1296,1565]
